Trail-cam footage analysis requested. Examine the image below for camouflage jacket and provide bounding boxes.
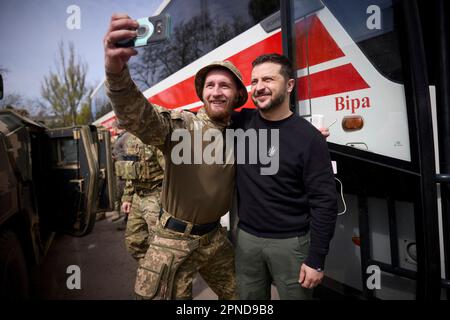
[121,134,165,203]
[112,131,130,161]
[105,66,235,224]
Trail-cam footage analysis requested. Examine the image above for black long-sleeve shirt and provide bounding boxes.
[232,109,338,270]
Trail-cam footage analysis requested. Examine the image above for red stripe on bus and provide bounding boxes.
[295,15,345,70]
[297,63,370,100]
[226,33,283,84]
[148,33,283,109]
[101,116,117,128]
[149,77,197,108]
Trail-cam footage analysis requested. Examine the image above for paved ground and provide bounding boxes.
[29,215,220,300]
[30,216,137,299]
[30,214,279,300]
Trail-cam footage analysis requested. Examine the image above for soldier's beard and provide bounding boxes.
[204,101,234,123]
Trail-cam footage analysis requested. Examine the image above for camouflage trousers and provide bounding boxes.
[135,213,238,300]
[124,188,161,261]
[114,177,126,212]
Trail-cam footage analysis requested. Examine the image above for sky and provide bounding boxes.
[0,0,164,102]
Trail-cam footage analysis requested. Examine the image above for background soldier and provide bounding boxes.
[121,133,165,260]
[111,121,131,222]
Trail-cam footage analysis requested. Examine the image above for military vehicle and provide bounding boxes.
[0,74,115,298]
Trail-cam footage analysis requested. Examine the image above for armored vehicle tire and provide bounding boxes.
[0,230,30,299]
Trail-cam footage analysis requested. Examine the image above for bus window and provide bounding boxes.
[322,0,403,82]
[130,0,280,92]
[292,0,412,162]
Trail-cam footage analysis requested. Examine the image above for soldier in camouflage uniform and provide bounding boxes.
[104,14,247,299]
[111,122,130,221]
[121,133,165,261]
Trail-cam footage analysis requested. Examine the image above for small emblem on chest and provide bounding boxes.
[268,145,277,157]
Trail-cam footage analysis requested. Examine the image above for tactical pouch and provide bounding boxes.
[134,233,197,299]
[122,161,138,180]
[114,161,125,177]
[138,162,150,180]
[138,162,159,180]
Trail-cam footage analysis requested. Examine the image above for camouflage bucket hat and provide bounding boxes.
[195,61,248,109]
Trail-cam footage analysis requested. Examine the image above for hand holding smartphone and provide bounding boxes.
[117,14,171,48]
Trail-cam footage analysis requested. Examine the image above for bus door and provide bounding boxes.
[284,0,443,299]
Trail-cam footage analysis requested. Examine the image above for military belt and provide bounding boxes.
[159,211,219,236]
[123,155,139,161]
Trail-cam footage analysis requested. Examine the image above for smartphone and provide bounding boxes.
[117,14,171,48]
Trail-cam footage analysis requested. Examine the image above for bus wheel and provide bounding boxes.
[0,230,30,299]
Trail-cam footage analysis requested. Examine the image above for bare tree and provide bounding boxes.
[0,93,24,109]
[41,41,91,126]
[0,67,23,110]
[76,89,94,125]
[0,65,53,119]
[0,92,51,120]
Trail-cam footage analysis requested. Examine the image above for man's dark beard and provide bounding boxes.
[253,91,286,112]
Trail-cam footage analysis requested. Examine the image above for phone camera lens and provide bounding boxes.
[137,25,148,37]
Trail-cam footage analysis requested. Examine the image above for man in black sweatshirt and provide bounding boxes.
[233,53,338,300]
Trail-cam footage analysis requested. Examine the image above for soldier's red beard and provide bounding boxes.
[204,101,234,122]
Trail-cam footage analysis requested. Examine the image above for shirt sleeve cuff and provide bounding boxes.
[121,195,132,203]
[305,251,327,270]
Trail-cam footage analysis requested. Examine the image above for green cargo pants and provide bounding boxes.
[235,228,313,300]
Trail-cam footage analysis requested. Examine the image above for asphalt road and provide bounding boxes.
[29,215,222,300]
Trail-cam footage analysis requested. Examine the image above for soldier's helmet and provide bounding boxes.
[194,61,248,109]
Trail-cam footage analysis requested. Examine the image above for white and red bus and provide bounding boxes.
[93,0,450,299]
